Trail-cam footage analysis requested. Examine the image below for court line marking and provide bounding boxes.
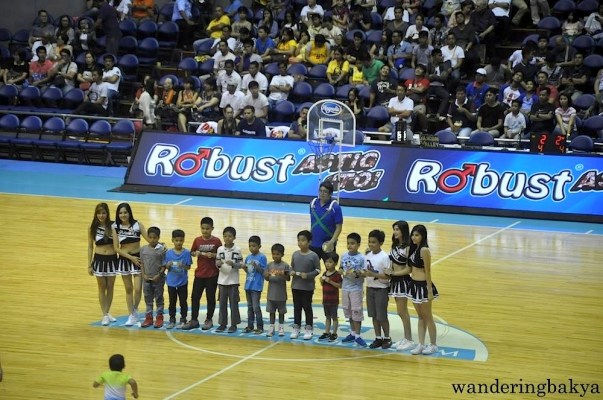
[430,219,439,223]
[585,230,593,234]
[174,198,192,205]
[162,341,279,400]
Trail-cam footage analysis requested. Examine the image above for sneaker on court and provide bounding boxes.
[215,325,227,332]
[141,313,153,328]
[107,314,117,322]
[318,332,330,340]
[355,337,368,347]
[303,326,313,340]
[342,334,355,343]
[422,344,439,355]
[381,338,393,350]
[398,339,417,351]
[101,315,110,326]
[125,314,138,326]
[243,326,254,333]
[369,338,383,349]
[202,319,213,330]
[411,344,425,355]
[329,333,338,342]
[181,320,200,330]
[267,325,275,337]
[177,318,186,329]
[154,314,164,328]
[254,328,264,334]
[166,319,176,329]
[290,326,300,339]
[278,326,285,336]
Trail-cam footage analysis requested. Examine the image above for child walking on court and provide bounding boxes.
[243,236,267,334]
[215,226,243,333]
[319,252,342,342]
[93,354,138,399]
[140,226,166,328]
[264,243,290,337]
[364,230,393,349]
[340,232,368,347]
[164,229,192,329]
[290,230,321,340]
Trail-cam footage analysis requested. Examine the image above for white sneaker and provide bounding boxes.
[107,314,117,322]
[101,315,110,326]
[125,314,137,326]
[278,326,285,336]
[290,325,300,339]
[303,325,313,340]
[422,344,439,355]
[410,344,425,355]
[267,325,275,337]
[399,339,417,351]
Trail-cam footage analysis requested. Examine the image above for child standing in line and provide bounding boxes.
[215,226,244,333]
[264,243,290,337]
[364,229,393,349]
[290,230,321,340]
[139,226,166,329]
[93,354,139,399]
[319,252,342,342]
[243,235,267,334]
[340,232,368,347]
[164,229,192,329]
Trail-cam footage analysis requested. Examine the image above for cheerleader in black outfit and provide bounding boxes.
[88,203,117,326]
[408,224,439,355]
[386,220,416,351]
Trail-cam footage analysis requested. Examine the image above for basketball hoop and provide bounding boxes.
[308,132,336,177]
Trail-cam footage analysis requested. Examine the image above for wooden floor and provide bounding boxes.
[0,193,601,399]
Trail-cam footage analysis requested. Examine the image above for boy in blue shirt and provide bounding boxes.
[339,232,368,347]
[164,229,193,329]
[243,235,267,334]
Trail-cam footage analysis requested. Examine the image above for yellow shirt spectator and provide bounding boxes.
[207,8,231,39]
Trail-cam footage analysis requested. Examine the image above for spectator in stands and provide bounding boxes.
[362,53,385,85]
[288,106,308,140]
[595,69,603,110]
[242,81,269,120]
[290,31,311,65]
[29,9,56,47]
[441,32,464,80]
[194,77,221,121]
[213,41,237,79]
[237,39,263,74]
[327,47,350,87]
[232,7,252,38]
[551,36,577,68]
[584,4,603,39]
[268,62,294,109]
[508,41,536,69]
[441,0,461,19]
[217,60,242,93]
[137,78,157,128]
[429,14,448,50]
[518,79,538,114]
[55,15,75,45]
[114,0,133,21]
[282,10,303,40]
[207,6,231,40]
[405,14,429,47]
[219,81,245,117]
[502,99,527,141]
[466,68,490,110]
[225,0,243,20]
[387,30,413,70]
[449,12,477,76]
[101,55,121,115]
[449,1,473,29]
[345,31,369,65]
[320,16,344,47]
[412,31,433,69]
[474,88,505,138]
[536,71,559,105]
[155,77,178,126]
[51,49,78,94]
[31,33,56,62]
[470,0,497,59]
[267,28,297,64]
[349,62,366,85]
[77,52,99,92]
[74,17,96,54]
[446,86,477,138]
[28,46,54,92]
[53,34,73,63]
[381,84,414,138]
[553,92,577,138]
[559,53,589,102]
[369,64,398,108]
[207,26,237,55]
[236,105,266,136]
[301,0,325,27]
[177,77,199,132]
[305,34,330,67]
[426,48,452,119]
[527,87,555,136]
[131,0,155,22]
[255,26,276,62]
[241,61,268,94]
[484,57,511,89]
[0,49,28,87]
[405,64,430,133]
[384,6,408,34]
[332,0,351,31]
[561,12,583,44]
[217,104,239,135]
[74,69,109,116]
[401,0,421,17]
[500,71,524,108]
[369,29,392,66]
[513,48,539,82]
[96,0,123,57]
[346,87,365,127]
[540,53,563,87]
[348,5,372,32]
[258,9,278,39]
[533,36,549,66]
[173,0,195,50]
[529,0,550,26]
[233,27,252,56]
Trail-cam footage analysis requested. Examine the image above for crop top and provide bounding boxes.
[389,245,408,265]
[408,247,425,269]
[95,226,114,246]
[112,221,141,244]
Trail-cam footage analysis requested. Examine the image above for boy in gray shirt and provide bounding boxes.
[263,243,290,337]
[139,226,166,329]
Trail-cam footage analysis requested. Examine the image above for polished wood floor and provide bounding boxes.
[0,193,601,399]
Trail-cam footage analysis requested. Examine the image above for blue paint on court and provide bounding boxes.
[1,159,601,234]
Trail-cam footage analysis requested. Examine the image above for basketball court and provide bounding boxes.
[0,157,601,399]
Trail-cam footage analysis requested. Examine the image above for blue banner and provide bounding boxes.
[124,132,603,220]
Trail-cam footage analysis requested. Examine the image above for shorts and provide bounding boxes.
[342,290,363,322]
[323,304,338,319]
[92,253,117,277]
[409,279,439,304]
[389,275,412,298]
[116,252,141,275]
[366,287,389,321]
[266,300,287,314]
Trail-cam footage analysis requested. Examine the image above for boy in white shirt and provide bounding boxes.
[215,226,244,333]
[503,99,527,141]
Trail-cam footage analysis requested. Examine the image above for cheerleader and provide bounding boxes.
[111,203,151,326]
[408,224,439,355]
[386,220,416,351]
[88,203,117,326]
